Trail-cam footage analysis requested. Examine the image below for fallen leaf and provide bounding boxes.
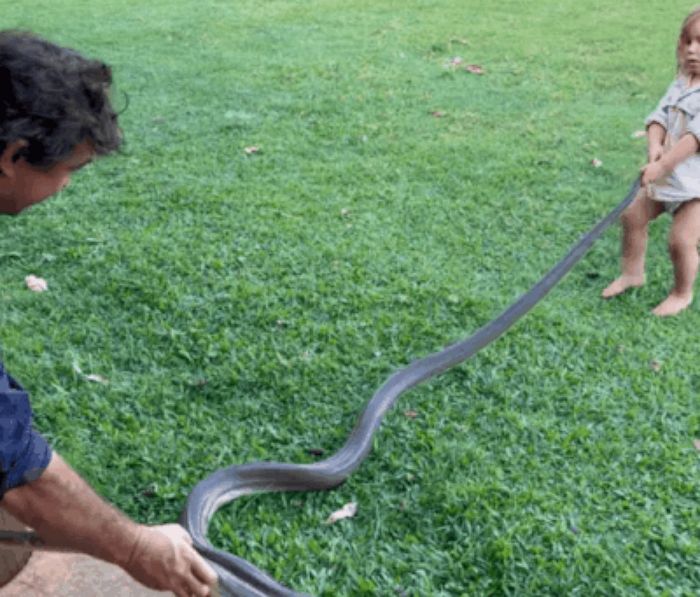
[325,502,357,524]
[404,410,418,418]
[649,359,661,372]
[431,110,446,118]
[447,56,463,67]
[693,439,700,451]
[25,275,48,292]
[631,130,646,139]
[464,64,485,74]
[340,208,351,217]
[244,146,260,154]
[72,362,109,384]
[85,373,109,384]
[591,158,603,168]
[449,37,469,45]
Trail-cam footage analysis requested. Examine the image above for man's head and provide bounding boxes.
[0,31,121,214]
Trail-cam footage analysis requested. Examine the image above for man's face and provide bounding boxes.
[0,141,95,215]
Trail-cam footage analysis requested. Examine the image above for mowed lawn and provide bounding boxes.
[1,1,699,594]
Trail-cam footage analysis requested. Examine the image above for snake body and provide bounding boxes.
[180,180,640,596]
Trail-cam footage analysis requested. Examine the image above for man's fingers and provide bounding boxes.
[172,579,193,597]
[191,552,218,587]
[188,577,214,597]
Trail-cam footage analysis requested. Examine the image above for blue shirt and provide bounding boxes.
[0,361,52,496]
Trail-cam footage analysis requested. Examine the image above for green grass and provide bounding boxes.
[2,1,700,594]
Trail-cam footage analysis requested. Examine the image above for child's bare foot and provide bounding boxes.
[601,275,645,298]
[651,292,693,317]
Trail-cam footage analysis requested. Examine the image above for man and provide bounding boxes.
[0,30,217,597]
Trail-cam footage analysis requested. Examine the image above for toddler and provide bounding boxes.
[603,7,700,316]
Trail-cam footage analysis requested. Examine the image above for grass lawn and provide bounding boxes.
[2,1,699,594]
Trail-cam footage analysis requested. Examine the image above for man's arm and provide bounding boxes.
[2,451,217,597]
[2,451,139,562]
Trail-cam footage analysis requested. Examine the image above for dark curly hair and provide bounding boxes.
[0,30,121,168]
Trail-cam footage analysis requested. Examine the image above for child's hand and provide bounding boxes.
[641,160,667,186]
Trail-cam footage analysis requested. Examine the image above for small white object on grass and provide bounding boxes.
[72,362,109,384]
[25,275,48,292]
[325,502,357,524]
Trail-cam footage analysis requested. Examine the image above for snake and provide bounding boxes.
[178,179,641,596]
[0,180,639,595]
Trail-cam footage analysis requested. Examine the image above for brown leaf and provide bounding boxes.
[591,158,603,168]
[465,64,485,75]
[244,146,260,155]
[649,359,661,372]
[404,409,418,418]
[693,439,700,451]
[431,111,446,118]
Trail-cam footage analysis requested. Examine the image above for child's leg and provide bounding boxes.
[652,199,700,316]
[602,189,664,298]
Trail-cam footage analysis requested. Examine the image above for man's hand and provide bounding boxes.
[641,159,667,186]
[124,524,218,597]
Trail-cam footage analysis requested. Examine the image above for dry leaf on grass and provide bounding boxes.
[464,64,485,75]
[73,362,109,384]
[693,439,700,451]
[244,146,260,155]
[649,359,661,372]
[591,158,603,168]
[25,275,48,292]
[84,373,109,384]
[446,56,463,67]
[431,111,446,118]
[404,410,418,418]
[325,502,357,524]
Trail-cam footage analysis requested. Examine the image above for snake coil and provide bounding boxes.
[181,180,641,596]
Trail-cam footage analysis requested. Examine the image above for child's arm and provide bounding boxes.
[641,132,699,185]
[646,122,666,162]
